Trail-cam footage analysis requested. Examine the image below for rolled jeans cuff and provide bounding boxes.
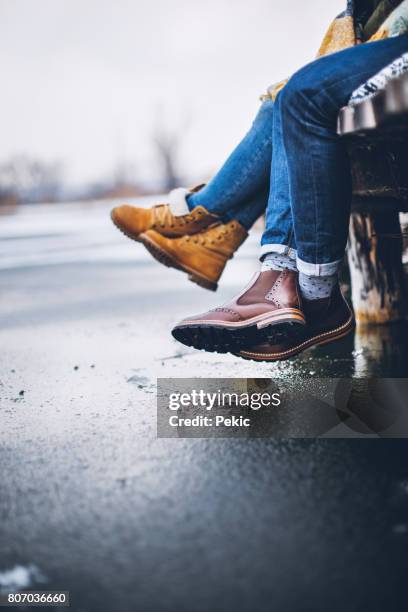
[259,243,297,261]
[296,256,343,277]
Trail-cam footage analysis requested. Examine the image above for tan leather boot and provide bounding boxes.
[172,269,306,353]
[139,220,248,291]
[110,185,219,241]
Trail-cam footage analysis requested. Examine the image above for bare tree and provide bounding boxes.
[152,107,192,191]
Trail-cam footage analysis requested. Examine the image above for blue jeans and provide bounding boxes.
[262,34,408,276]
[189,34,408,275]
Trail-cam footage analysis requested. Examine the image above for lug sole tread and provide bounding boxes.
[237,318,355,362]
[172,318,306,354]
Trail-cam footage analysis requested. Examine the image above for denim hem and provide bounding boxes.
[259,243,297,261]
[296,256,343,277]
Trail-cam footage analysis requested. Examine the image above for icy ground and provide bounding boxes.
[1,199,408,612]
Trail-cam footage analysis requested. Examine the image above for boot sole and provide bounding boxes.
[172,309,306,354]
[237,315,355,362]
[111,212,217,290]
[139,233,219,292]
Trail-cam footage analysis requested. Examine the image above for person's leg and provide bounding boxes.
[229,185,269,230]
[112,100,274,291]
[186,99,274,228]
[258,33,408,302]
[259,88,296,272]
[278,34,408,281]
[261,89,294,254]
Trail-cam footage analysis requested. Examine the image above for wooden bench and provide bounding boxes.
[338,72,408,324]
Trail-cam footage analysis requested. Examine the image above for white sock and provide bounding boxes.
[299,272,338,300]
[168,188,190,216]
[261,252,297,273]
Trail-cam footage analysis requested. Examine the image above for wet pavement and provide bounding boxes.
[1,201,408,611]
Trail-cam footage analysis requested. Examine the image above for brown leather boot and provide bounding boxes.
[140,219,248,291]
[171,269,306,353]
[238,284,354,362]
[110,185,218,241]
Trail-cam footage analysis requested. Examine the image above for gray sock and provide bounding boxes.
[261,252,297,273]
[299,272,338,300]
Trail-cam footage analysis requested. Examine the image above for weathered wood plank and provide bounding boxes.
[348,139,408,213]
[348,212,406,324]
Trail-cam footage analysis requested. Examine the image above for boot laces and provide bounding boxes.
[151,204,200,229]
[183,223,234,246]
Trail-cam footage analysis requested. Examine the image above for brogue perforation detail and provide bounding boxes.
[265,270,287,307]
[212,307,243,321]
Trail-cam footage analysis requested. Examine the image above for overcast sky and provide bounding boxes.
[1,0,344,187]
